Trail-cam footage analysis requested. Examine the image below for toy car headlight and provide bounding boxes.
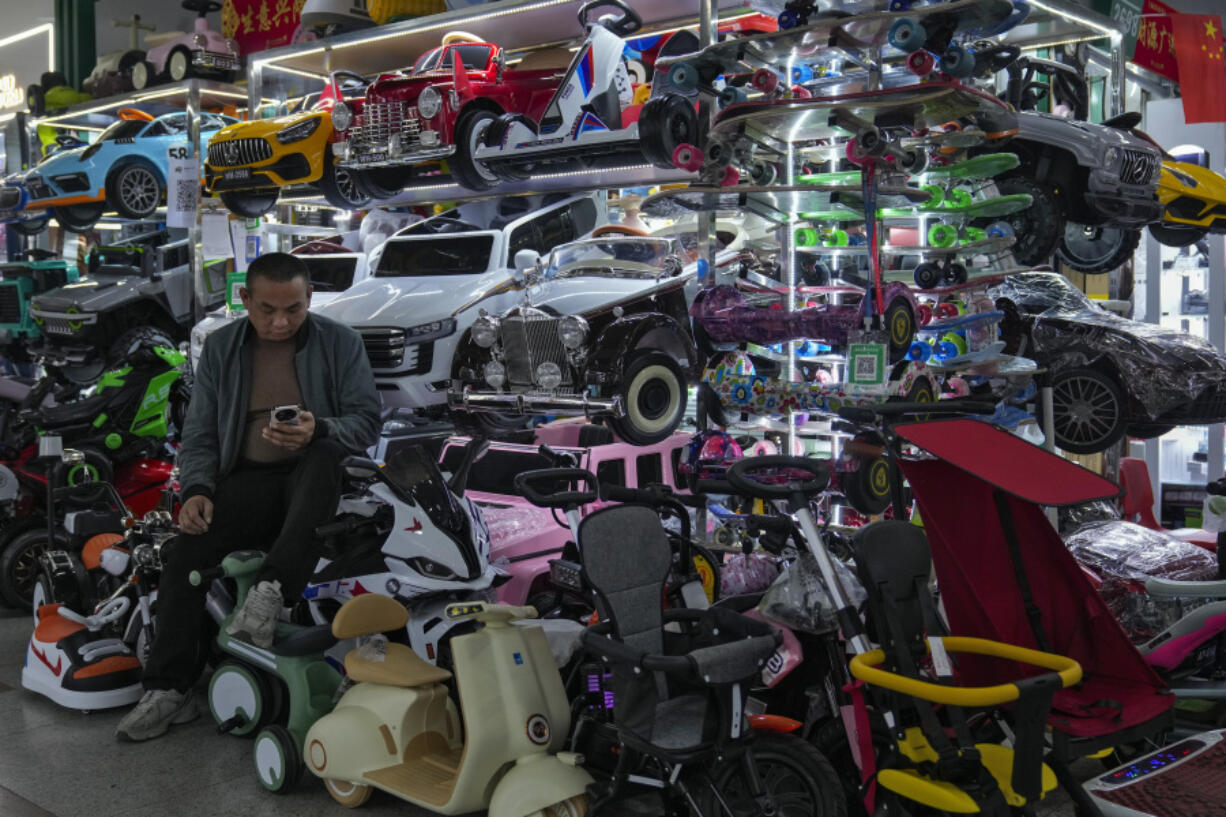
[471,316,500,348]
[225,38,240,55]
[418,86,442,120]
[557,315,588,349]
[276,117,322,144]
[405,317,457,342]
[536,361,562,390]
[484,360,506,388]
[193,34,208,48]
[331,102,353,132]
[1103,146,1121,170]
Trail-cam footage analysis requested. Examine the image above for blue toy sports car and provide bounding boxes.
[2,110,236,233]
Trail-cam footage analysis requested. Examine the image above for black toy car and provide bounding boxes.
[993,272,1226,454]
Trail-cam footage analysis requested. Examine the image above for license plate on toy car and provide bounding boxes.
[357,152,387,164]
[224,169,251,180]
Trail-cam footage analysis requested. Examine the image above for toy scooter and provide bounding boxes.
[191,551,344,793]
[305,595,593,814]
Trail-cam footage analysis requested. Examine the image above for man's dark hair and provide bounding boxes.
[246,252,310,289]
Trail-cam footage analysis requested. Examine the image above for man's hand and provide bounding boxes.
[180,495,214,535]
[263,410,316,452]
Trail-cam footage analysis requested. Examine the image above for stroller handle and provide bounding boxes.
[849,636,1082,708]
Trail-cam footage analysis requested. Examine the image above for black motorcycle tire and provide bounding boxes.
[698,731,847,817]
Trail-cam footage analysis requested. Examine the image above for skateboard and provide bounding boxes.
[797,151,1019,188]
[798,191,1029,223]
[799,230,1016,287]
[640,182,929,224]
[658,0,1016,97]
[679,82,1017,185]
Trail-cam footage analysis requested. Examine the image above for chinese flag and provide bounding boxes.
[1171,14,1226,124]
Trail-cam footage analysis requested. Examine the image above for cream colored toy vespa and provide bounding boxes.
[304,594,592,815]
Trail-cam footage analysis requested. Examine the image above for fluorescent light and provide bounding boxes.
[1027,0,1121,38]
[0,22,54,71]
[265,63,330,81]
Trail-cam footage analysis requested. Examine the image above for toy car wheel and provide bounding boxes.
[985,175,1061,266]
[168,47,193,83]
[10,213,51,236]
[639,94,698,170]
[883,296,916,363]
[131,61,155,90]
[841,433,893,516]
[1050,366,1127,454]
[254,725,304,793]
[220,189,279,218]
[318,161,371,210]
[323,778,374,808]
[610,351,688,445]
[53,203,105,233]
[352,166,412,200]
[1148,222,1209,248]
[451,108,500,191]
[209,659,272,737]
[1055,222,1141,273]
[0,527,69,610]
[108,163,163,220]
[889,375,935,422]
[912,261,942,289]
[108,325,176,370]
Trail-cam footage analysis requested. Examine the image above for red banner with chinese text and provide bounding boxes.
[1133,0,1178,82]
[221,0,308,55]
[1171,14,1226,124]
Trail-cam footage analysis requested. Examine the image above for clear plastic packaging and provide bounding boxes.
[354,633,388,663]
[758,549,867,635]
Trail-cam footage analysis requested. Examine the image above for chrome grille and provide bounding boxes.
[207,137,273,168]
[501,313,572,387]
[351,102,422,154]
[360,327,405,369]
[1121,148,1159,186]
[41,317,77,336]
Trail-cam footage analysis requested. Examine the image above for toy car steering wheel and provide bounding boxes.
[182,0,223,15]
[726,456,831,501]
[577,0,642,36]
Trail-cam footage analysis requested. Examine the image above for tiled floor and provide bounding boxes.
[0,607,1077,817]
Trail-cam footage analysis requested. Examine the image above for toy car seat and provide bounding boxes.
[576,502,781,813]
[848,520,1081,817]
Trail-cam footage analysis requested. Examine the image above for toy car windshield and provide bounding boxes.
[375,235,494,277]
[993,272,1099,316]
[547,237,681,280]
[411,44,494,74]
[98,120,147,142]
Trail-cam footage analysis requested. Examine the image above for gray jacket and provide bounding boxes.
[179,312,381,501]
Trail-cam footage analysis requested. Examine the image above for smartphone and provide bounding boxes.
[271,405,301,426]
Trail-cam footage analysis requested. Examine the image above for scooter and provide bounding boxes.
[305,594,593,815]
[296,440,504,666]
[466,0,696,187]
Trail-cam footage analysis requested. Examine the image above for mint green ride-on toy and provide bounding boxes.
[189,551,345,793]
[0,251,79,356]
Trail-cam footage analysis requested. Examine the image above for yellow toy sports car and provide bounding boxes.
[1149,157,1226,247]
[205,71,370,217]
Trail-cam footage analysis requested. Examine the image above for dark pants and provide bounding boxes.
[143,438,345,692]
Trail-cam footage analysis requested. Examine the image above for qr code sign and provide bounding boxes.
[165,147,198,228]
[854,355,878,381]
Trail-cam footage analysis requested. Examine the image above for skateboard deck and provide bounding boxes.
[880,192,1032,219]
[918,309,1004,333]
[657,0,1014,84]
[799,234,1015,257]
[641,183,929,223]
[798,153,1019,187]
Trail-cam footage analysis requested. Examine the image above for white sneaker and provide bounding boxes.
[115,688,200,742]
[226,579,282,648]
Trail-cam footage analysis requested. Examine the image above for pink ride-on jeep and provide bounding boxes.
[438,420,692,612]
[131,0,241,90]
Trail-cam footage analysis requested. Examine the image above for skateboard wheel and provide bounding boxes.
[823,229,849,247]
[943,262,968,285]
[940,332,968,356]
[667,62,700,93]
[913,261,943,289]
[906,50,936,76]
[778,9,799,29]
[916,303,933,326]
[718,86,748,109]
[888,18,926,52]
[897,147,928,175]
[919,184,944,207]
[753,68,780,94]
[791,65,813,84]
[907,340,932,363]
[963,227,987,244]
[986,220,1015,240]
[750,161,777,185]
[944,188,973,209]
[790,85,811,99]
[936,302,960,319]
[940,43,975,78]
[719,165,740,187]
[795,227,819,247]
[928,223,959,248]
[672,143,703,173]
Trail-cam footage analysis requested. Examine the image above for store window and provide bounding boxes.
[636,453,662,487]
[596,458,625,488]
[375,235,494,277]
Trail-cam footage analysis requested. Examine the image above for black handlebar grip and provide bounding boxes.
[746,515,794,534]
[189,566,225,587]
[514,468,598,509]
[599,483,641,504]
[694,478,734,495]
[315,517,363,539]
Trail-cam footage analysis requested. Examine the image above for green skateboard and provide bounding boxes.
[640,183,930,224]
[798,152,1019,187]
[880,192,1032,219]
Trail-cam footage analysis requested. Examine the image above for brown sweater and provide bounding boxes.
[241,335,303,463]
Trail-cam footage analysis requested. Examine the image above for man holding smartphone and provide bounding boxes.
[117,252,381,742]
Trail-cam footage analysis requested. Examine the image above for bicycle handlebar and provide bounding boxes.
[513,468,598,509]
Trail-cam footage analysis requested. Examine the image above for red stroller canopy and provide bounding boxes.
[896,420,1171,753]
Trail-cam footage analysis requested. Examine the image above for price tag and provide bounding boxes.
[846,343,886,387]
[166,143,197,229]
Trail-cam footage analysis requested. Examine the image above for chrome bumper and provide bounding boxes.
[332,139,454,169]
[449,387,624,418]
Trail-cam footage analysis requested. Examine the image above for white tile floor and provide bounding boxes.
[0,606,1077,817]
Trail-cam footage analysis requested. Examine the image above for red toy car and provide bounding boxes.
[329,33,572,194]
